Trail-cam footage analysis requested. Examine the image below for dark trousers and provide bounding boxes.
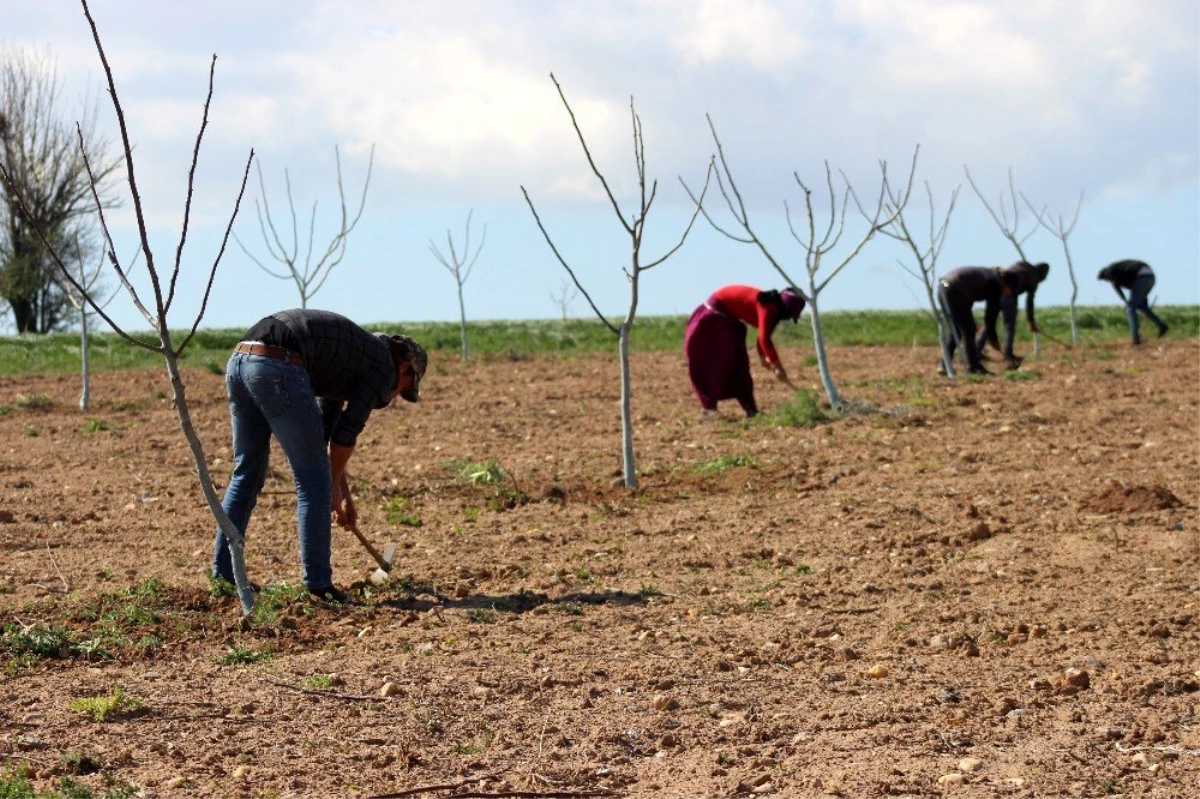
[939,283,986,373]
[1126,273,1167,344]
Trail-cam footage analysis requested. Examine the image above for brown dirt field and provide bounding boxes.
[1,338,1197,798]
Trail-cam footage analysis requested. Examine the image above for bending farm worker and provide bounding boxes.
[938,261,1050,374]
[211,309,427,604]
[1097,259,1168,345]
[684,284,805,419]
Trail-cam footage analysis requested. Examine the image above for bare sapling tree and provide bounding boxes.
[428,208,486,360]
[235,143,374,308]
[0,0,258,614]
[0,45,121,333]
[550,278,578,321]
[1023,190,1082,346]
[522,73,712,489]
[57,230,121,410]
[963,165,1045,356]
[685,115,914,410]
[868,157,962,377]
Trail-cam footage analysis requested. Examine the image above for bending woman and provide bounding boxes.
[684,284,805,418]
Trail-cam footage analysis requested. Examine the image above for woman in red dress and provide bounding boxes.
[684,285,805,418]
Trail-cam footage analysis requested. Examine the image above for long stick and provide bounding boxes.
[1037,329,1073,349]
[348,523,392,572]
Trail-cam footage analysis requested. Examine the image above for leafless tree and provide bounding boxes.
[0,0,257,613]
[685,115,914,410]
[522,73,712,489]
[428,209,486,360]
[1024,191,1082,346]
[0,45,120,333]
[56,229,121,410]
[963,165,1045,356]
[234,144,374,308]
[550,279,578,321]
[867,155,962,377]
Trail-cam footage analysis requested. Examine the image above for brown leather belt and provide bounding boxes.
[234,341,305,368]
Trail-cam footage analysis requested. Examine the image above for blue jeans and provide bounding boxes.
[211,352,334,590]
[1126,273,1166,344]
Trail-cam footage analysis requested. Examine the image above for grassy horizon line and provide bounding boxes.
[0,304,1196,376]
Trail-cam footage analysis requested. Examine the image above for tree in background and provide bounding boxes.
[1025,191,1083,346]
[963,165,1045,356]
[522,73,712,489]
[428,209,486,360]
[1,0,258,614]
[57,229,120,410]
[550,279,578,322]
[867,153,963,377]
[0,46,120,333]
[234,143,374,308]
[687,115,914,410]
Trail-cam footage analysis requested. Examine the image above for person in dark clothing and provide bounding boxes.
[211,309,427,603]
[684,284,805,418]
[938,261,1050,374]
[1097,259,1168,345]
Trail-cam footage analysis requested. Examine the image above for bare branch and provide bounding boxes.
[642,157,713,270]
[549,73,632,236]
[520,185,616,334]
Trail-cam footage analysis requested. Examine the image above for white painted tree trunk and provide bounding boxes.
[79,310,91,411]
[618,320,637,489]
[457,281,469,360]
[162,344,255,614]
[804,288,843,410]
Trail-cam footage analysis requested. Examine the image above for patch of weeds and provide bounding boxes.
[68,684,144,722]
[794,564,812,575]
[802,354,819,367]
[15,393,52,410]
[1004,369,1040,382]
[693,454,758,474]
[448,458,505,485]
[111,399,143,412]
[573,567,593,582]
[0,769,34,797]
[252,581,310,625]
[555,602,584,616]
[639,584,663,597]
[462,505,480,523]
[23,426,38,437]
[82,418,109,434]
[206,573,238,599]
[217,643,272,666]
[745,597,773,613]
[382,496,423,527]
[62,749,104,776]
[0,405,10,416]
[768,389,828,428]
[300,674,334,690]
[893,622,909,631]
[2,623,75,664]
[204,361,224,376]
[467,608,497,624]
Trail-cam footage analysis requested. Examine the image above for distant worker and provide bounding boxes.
[1097,259,1168,345]
[684,284,805,418]
[938,261,1050,374]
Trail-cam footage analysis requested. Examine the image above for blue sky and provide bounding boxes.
[5,0,1198,333]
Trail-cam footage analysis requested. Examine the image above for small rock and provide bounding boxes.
[380,682,400,697]
[1007,777,1025,788]
[937,772,965,786]
[232,765,249,779]
[165,776,186,789]
[651,694,679,711]
[929,634,952,649]
[937,687,961,704]
[966,522,992,542]
[1131,752,1148,766]
[1007,632,1027,645]
[1063,668,1090,689]
[958,757,982,773]
[866,664,889,679]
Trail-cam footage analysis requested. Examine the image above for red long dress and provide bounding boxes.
[683,285,787,416]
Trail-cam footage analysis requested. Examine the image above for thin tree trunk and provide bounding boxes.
[618,320,637,489]
[1068,275,1079,346]
[804,289,843,409]
[457,282,469,360]
[162,344,254,614]
[79,309,90,410]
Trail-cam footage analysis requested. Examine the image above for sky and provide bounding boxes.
[3,0,1198,334]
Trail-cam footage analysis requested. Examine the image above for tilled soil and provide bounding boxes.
[1,338,1197,798]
